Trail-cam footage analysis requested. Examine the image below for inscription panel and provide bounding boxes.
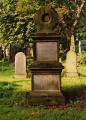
[33,74,60,90]
[36,42,58,61]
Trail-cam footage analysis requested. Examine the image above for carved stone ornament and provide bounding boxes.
[34,6,58,33]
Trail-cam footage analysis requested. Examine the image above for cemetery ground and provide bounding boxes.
[0,61,86,120]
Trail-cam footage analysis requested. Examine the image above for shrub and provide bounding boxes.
[77,52,86,65]
[26,59,33,78]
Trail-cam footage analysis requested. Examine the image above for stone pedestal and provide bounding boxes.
[28,6,65,105]
[29,91,64,105]
[28,40,65,105]
[28,61,65,105]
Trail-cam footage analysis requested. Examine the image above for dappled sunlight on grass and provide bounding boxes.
[0,105,85,120]
[0,61,86,119]
[62,65,86,90]
[0,61,31,92]
[61,65,86,103]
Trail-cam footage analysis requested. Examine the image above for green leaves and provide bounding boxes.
[0,0,35,51]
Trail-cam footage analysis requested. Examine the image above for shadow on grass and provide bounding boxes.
[62,85,86,104]
[0,81,28,106]
[0,81,86,106]
[80,73,86,78]
[13,79,31,83]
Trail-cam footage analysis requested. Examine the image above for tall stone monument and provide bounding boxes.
[15,52,26,78]
[66,35,78,76]
[28,7,65,105]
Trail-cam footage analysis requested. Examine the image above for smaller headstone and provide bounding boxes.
[66,35,78,76]
[79,41,81,53]
[66,50,78,76]
[15,52,26,78]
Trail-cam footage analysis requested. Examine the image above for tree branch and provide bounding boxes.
[71,1,85,33]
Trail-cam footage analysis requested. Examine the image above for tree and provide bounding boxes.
[0,0,86,54]
[0,0,35,62]
[0,0,35,52]
[55,0,86,51]
[35,0,86,51]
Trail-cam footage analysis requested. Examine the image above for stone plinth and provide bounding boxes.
[66,50,78,76]
[28,61,65,105]
[15,52,26,78]
[28,91,65,105]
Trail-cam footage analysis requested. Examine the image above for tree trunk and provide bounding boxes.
[9,44,15,63]
[0,46,4,60]
[3,48,6,60]
[60,1,85,52]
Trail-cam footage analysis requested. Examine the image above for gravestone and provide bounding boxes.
[66,35,78,76]
[15,52,26,78]
[79,41,81,53]
[28,6,65,105]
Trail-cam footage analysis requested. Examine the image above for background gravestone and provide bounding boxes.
[66,35,78,76]
[79,41,81,53]
[15,52,26,78]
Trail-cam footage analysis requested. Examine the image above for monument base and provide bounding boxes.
[29,61,65,105]
[15,74,26,78]
[66,72,78,77]
[28,90,65,105]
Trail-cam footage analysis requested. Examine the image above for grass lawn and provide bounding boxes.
[0,61,86,120]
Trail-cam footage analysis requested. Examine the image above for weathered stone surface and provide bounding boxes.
[66,35,78,76]
[30,61,64,69]
[66,50,78,76]
[28,91,65,105]
[70,35,75,51]
[15,52,26,78]
[34,6,59,33]
[29,6,65,105]
[36,42,58,61]
[33,74,60,90]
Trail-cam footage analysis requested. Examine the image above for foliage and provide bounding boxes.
[16,0,40,13]
[0,0,35,51]
[0,0,86,52]
[26,58,33,78]
[77,52,86,65]
[75,2,86,42]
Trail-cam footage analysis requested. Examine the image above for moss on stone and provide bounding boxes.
[30,61,64,69]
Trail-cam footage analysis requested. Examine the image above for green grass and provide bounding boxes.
[0,105,86,120]
[0,61,31,106]
[62,65,86,103]
[0,61,86,120]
